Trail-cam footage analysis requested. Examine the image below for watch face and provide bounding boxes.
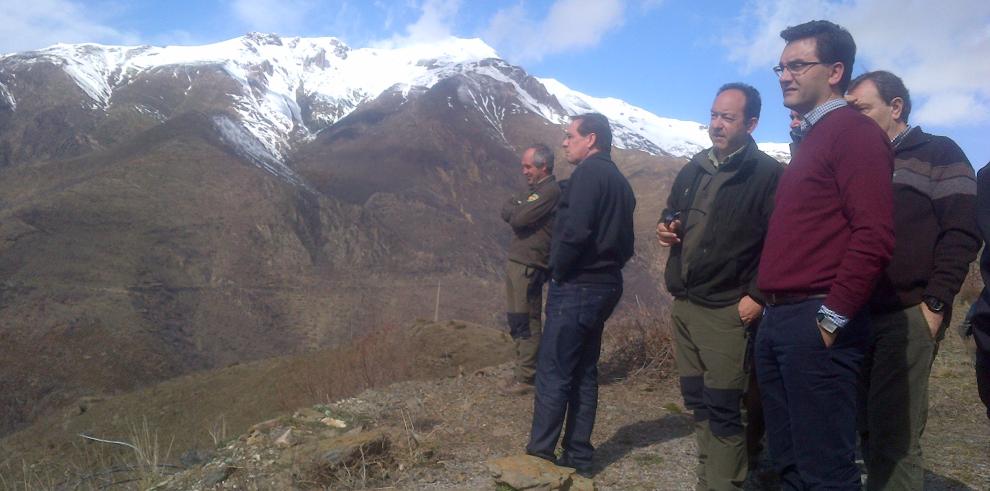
[816,313,838,333]
[925,297,945,313]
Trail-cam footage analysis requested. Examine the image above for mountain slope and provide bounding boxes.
[0,34,767,439]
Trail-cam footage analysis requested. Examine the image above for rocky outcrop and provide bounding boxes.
[488,454,595,491]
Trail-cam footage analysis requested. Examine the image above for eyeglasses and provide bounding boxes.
[772,61,827,77]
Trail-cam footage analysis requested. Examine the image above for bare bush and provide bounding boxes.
[291,324,417,406]
[600,302,675,382]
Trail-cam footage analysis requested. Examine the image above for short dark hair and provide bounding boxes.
[528,143,555,173]
[717,82,762,120]
[573,113,612,152]
[849,70,912,124]
[781,20,857,92]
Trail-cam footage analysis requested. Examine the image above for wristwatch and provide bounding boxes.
[816,311,840,334]
[923,296,946,313]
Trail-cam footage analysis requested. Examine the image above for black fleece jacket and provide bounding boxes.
[549,151,636,283]
[662,140,783,308]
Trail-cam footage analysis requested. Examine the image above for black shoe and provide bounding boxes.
[556,456,594,478]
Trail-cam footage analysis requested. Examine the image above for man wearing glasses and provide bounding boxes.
[845,70,980,491]
[657,83,782,490]
[756,20,895,490]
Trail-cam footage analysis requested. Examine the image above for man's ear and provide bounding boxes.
[587,132,597,149]
[890,97,905,122]
[828,61,845,88]
[746,117,759,134]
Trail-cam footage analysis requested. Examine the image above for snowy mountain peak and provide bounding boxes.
[1,34,788,174]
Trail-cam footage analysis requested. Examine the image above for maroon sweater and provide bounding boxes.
[758,106,895,317]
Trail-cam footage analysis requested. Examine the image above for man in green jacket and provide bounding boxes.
[846,70,980,491]
[657,83,783,490]
[500,144,561,395]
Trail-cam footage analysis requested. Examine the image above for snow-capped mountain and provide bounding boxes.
[0,33,787,172]
[2,34,793,435]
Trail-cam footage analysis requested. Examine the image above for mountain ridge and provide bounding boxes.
[0,33,789,169]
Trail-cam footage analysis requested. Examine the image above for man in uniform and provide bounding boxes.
[501,143,561,395]
[756,20,895,489]
[526,113,636,477]
[845,70,980,490]
[657,82,783,490]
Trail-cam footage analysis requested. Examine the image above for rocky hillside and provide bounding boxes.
[0,33,697,439]
[2,310,986,490]
[154,326,990,490]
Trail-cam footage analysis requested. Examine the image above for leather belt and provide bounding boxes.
[765,292,827,306]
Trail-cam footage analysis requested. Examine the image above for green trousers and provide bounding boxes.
[505,260,545,383]
[859,304,946,491]
[672,299,749,491]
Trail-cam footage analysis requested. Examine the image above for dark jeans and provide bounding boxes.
[755,299,868,490]
[526,279,623,470]
[975,321,990,421]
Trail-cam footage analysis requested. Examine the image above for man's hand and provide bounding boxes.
[920,304,944,340]
[818,322,837,348]
[738,295,762,325]
[656,220,682,246]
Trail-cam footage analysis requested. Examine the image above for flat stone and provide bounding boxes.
[294,407,326,423]
[249,417,281,433]
[274,428,295,447]
[488,454,594,490]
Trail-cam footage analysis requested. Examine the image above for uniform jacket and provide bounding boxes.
[549,151,636,283]
[869,127,981,312]
[662,138,783,308]
[501,175,561,269]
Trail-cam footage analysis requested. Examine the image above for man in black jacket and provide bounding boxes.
[845,70,981,491]
[526,113,636,476]
[974,163,990,422]
[501,144,561,395]
[657,83,783,490]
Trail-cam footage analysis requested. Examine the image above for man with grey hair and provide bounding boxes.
[500,144,561,395]
[846,70,980,490]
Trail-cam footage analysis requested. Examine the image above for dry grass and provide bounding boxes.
[287,324,418,407]
[0,418,178,490]
[601,305,676,383]
[0,320,511,489]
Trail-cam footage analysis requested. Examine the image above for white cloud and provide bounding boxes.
[723,0,990,126]
[0,0,137,54]
[484,0,625,62]
[230,0,320,35]
[913,92,990,126]
[374,0,462,48]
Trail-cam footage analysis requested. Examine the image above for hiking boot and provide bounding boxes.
[556,456,594,478]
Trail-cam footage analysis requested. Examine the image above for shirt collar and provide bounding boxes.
[890,125,914,150]
[707,140,749,169]
[799,97,848,133]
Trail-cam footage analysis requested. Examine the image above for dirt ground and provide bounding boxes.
[314,325,988,490]
[5,318,987,490]
[288,325,985,490]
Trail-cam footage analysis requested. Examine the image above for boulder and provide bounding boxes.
[487,455,595,491]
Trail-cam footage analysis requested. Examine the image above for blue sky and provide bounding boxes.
[1,0,988,166]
